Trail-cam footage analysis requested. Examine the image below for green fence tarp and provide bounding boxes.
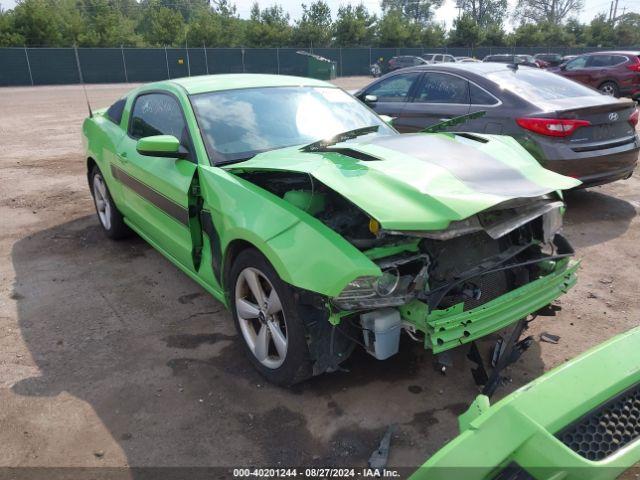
[1,46,638,87]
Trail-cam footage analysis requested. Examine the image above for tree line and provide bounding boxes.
[0,0,638,48]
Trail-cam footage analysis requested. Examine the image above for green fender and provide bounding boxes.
[198,165,380,297]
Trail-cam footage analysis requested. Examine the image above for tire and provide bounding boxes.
[89,165,131,240]
[599,81,619,97]
[229,248,313,386]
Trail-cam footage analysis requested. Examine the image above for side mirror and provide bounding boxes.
[364,94,378,104]
[378,114,394,126]
[136,135,188,159]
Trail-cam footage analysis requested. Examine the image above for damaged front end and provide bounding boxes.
[331,195,578,356]
[232,167,578,364]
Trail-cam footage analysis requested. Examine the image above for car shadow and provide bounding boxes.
[9,215,546,474]
[563,189,636,248]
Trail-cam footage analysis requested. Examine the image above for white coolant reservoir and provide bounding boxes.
[360,308,402,360]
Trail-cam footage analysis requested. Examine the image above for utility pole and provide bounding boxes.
[612,0,619,24]
[608,0,613,22]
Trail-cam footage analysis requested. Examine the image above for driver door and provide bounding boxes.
[115,92,198,270]
[562,56,590,85]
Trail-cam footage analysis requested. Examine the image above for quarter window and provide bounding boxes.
[365,72,421,103]
[414,73,469,104]
[470,83,498,105]
[106,98,126,125]
[129,93,188,144]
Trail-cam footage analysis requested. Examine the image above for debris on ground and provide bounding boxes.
[540,332,561,344]
[368,424,397,470]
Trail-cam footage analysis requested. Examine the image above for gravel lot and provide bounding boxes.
[0,77,639,476]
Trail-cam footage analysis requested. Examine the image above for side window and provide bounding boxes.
[434,55,443,63]
[106,98,126,125]
[414,73,469,104]
[470,83,498,105]
[566,56,588,70]
[610,55,627,66]
[587,55,612,68]
[444,55,455,63]
[365,72,421,102]
[129,93,188,145]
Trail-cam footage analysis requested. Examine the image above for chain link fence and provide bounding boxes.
[1,46,638,87]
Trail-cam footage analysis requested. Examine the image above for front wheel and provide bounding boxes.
[599,81,619,97]
[229,249,313,386]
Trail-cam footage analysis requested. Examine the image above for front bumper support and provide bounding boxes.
[400,258,579,353]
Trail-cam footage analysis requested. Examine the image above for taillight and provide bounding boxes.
[629,109,639,128]
[626,62,640,72]
[516,117,591,137]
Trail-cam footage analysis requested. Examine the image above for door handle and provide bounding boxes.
[118,151,128,162]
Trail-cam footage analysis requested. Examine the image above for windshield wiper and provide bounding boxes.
[420,111,487,134]
[215,154,257,166]
[300,125,379,152]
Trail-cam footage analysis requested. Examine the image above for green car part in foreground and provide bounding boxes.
[82,74,581,385]
[414,326,640,480]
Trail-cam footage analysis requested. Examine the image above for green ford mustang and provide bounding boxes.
[82,74,581,385]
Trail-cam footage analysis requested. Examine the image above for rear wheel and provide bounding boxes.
[229,249,313,386]
[90,165,130,240]
[599,81,619,97]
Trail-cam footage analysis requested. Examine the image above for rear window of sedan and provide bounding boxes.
[487,68,599,102]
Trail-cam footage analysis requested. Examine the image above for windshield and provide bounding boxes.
[487,68,600,103]
[191,86,394,164]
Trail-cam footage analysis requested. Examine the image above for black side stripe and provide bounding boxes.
[111,164,189,226]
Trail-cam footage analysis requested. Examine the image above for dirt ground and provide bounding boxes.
[0,77,639,477]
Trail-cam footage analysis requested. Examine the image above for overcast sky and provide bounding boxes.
[1,0,638,31]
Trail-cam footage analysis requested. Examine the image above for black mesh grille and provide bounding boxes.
[492,463,534,480]
[557,382,640,461]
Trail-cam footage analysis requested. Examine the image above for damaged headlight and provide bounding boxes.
[332,272,415,310]
[542,206,563,243]
[333,253,429,310]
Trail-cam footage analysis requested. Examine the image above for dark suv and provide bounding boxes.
[534,53,564,67]
[483,54,540,68]
[388,56,428,72]
[550,51,640,99]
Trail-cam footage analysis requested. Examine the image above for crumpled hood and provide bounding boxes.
[227,132,581,231]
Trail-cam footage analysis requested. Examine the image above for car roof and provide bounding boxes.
[404,63,522,74]
[582,50,640,56]
[168,74,333,95]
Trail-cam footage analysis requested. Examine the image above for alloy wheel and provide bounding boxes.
[600,83,616,96]
[235,267,287,369]
[93,173,112,230]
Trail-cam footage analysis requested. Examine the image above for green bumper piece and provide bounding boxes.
[412,325,640,480]
[400,259,579,353]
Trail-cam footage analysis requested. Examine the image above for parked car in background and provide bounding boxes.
[483,54,541,68]
[388,55,429,71]
[534,52,564,67]
[421,53,457,64]
[455,56,481,63]
[355,63,640,187]
[562,54,578,62]
[549,51,640,99]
